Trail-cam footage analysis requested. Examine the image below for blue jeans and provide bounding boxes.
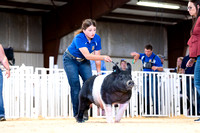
[194,56,200,114]
[143,74,158,114]
[0,69,5,117]
[63,51,92,117]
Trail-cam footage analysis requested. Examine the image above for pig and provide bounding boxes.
[75,62,134,123]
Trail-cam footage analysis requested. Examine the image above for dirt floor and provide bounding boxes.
[0,116,200,133]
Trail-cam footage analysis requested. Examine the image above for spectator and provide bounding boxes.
[130,44,163,114]
[157,54,165,65]
[131,44,163,72]
[173,56,184,114]
[174,57,183,74]
[120,59,127,71]
[186,0,200,121]
[181,55,196,115]
[0,44,10,121]
[63,19,112,120]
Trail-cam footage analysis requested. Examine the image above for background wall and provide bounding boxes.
[0,12,168,70]
[0,12,43,67]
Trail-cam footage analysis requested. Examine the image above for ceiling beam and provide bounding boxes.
[97,17,171,26]
[54,0,72,2]
[0,1,54,10]
[105,12,184,23]
[120,4,189,16]
[144,0,188,6]
[0,7,45,15]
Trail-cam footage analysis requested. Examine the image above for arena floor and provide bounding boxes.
[1,116,199,133]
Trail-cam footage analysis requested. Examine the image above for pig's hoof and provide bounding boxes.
[76,119,85,123]
[115,120,120,123]
[75,116,85,123]
[115,118,121,123]
[106,120,114,123]
[83,116,88,121]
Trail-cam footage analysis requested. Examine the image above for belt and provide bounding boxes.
[66,49,85,62]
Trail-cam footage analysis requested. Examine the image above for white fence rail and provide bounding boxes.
[2,65,199,118]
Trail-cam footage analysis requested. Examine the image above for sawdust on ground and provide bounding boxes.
[0,116,199,133]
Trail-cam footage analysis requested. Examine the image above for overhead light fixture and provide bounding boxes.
[137,1,180,9]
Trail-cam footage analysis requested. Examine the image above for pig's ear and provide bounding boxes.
[126,63,132,73]
[112,64,120,73]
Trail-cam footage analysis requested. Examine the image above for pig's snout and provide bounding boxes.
[126,80,134,88]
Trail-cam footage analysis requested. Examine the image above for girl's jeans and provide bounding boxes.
[63,51,92,117]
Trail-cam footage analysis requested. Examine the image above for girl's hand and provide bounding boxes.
[103,56,112,62]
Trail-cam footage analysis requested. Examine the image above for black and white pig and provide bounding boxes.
[75,62,134,123]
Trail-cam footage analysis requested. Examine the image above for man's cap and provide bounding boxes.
[120,59,127,63]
